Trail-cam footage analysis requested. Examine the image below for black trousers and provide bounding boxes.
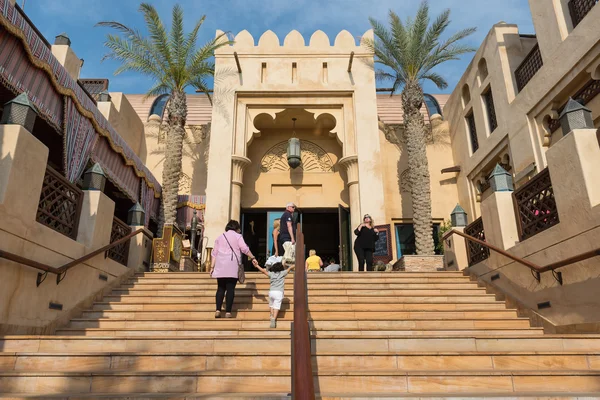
[216,277,238,312]
[354,247,374,272]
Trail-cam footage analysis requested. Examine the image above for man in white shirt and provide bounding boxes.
[323,259,341,272]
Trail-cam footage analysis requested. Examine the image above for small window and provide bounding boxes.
[466,111,479,153]
[482,87,498,133]
[424,94,443,119]
[395,223,441,257]
[148,94,169,119]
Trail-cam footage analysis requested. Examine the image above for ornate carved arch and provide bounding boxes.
[260,140,334,172]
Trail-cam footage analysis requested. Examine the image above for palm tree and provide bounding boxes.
[97,3,230,235]
[365,1,476,255]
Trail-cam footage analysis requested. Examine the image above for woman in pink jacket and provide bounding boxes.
[210,220,258,318]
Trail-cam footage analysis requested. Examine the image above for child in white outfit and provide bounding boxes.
[253,260,294,328]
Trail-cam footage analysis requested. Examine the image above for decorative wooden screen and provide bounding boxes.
[107,216,131,266]
[569,0,598,27]
[513,168,560,240]
[547,79,600,133]
[36,166,83,240]
[466,112,479,153]
[515,44,543,92]
[464,217,490,266]
[483,88,498,133]
[79,79,109,97]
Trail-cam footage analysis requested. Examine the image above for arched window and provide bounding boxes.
[148,94,170,119]
[478,58,488,82]
[462,84,471,106]
[423,94,443,119]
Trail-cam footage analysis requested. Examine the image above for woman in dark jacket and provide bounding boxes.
[353,214,379,272]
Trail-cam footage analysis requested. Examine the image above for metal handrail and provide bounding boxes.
[444,229,600,283]
[0,228,152,286]
[291,224,315,399]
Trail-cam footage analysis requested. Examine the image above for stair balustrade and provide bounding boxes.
[0,228,152,286]
[291,223,316,399]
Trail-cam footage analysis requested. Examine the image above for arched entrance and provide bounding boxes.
[239,108,353,269]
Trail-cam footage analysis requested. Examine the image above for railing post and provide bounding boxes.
[291,224,315,400]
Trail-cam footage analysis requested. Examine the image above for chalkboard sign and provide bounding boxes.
[373,224,392,264]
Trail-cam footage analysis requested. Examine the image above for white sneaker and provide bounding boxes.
[270,318,276,328]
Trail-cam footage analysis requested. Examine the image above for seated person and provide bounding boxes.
[305,249,323,272]
[323,258,341,272]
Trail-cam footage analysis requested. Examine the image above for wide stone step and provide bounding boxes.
[0,336,290,353]
[101,294,498,304]
[90,302,507,312]
[2,370,600,395]
[122,283,479,290]
[54,328,542,337]
[79,309,519,320]
[5,335,600,353]
[6,351,596,373]
[135,272,466,278]
[66,318,531,331]
[129,277,473,284]
[110,288,487,296]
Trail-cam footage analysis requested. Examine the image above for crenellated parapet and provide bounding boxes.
[215,29,374,54]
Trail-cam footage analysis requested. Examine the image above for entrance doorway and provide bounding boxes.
[241,207,352,271]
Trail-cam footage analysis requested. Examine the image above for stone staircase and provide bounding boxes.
[0,271,599,398]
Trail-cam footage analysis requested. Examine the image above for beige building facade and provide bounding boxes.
[125,30,458,270]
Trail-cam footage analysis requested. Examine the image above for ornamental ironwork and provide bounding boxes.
[515,44,543,92]
[79,79,109,97]
[107,216,131,266]
[260,140,334,173]
[36,165,83,240]
[513,168,560,240]
[569,0,598,27]
[464,217,490,266]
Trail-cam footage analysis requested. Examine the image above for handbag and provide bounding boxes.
[223,234,246,284]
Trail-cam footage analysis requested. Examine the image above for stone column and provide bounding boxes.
[230,155,251,223]
[339,155,360,270]
[546,128,600,222]
[127,226,153,272]
[480,166,519,268]
[444,205,469,271]
[76,191,115,250]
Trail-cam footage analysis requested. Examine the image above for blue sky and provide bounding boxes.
[22,0,534,94]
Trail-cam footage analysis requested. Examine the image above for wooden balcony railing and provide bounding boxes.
[107,216,132,266]
[36,165,83,240]
[291,223,315,399]
[569,0,598,27]
[513,168,559,241]
[0,229,152,286]
[464,217,490,266]
[515,44,543,92]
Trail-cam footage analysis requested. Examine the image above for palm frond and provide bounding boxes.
[407,1,430,74]
[420,72,447,89]
[170,4,186,84]
[369,1,475,89]
[421,9,450,56]
[139,3,173,80]
[183,15,206,67]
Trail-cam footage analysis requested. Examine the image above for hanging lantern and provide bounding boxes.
[287,117,301,169]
